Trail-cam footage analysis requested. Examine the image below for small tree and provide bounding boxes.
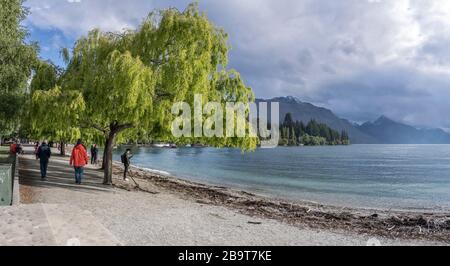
[284,113,294,128]
[289,126,297,146]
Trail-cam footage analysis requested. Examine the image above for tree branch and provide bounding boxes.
[108,122,134,135]
[115,123,134,132]
[79,120,109,134]
[155,92,174,99]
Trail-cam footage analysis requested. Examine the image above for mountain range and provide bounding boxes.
[358,115,450,144]
[256,96,450,144]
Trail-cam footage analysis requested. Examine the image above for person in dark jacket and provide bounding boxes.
[121,149,133,181]
[16,142,23,155]
[37,141,51,180]
[35,141,40,160]
[90,144,99,165]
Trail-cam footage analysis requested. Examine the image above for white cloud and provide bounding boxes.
[23,0,450,127]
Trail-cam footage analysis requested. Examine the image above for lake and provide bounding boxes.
[114,145,450,211]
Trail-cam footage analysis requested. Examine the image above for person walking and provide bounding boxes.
[70,139,89,184]
[16,142,23,155]
[9,141,17,155]
[121,149,133,182]
[90,144,99,165]
[37,141,51,180]
[34,141,40,160]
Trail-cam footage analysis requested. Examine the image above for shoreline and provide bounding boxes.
[112,161,450,242]
[128,163,450,214]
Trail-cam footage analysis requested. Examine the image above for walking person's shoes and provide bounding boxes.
[124,178,130,182]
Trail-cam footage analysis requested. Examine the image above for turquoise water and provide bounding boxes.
[114,145,450,211]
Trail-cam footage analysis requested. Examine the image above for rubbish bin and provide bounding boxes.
[0,164,13,206]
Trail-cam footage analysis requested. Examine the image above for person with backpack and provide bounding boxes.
[16,142,23,155]
[37,141,51,180]
[70,139,89,184]
[121,149,133,182]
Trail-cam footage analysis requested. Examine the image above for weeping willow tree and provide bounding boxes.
[31,86,85,155]
[56,3,256,185]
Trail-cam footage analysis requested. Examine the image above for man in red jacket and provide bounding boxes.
[70,139,89,184]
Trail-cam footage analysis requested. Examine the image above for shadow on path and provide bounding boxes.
[19,150,113,195]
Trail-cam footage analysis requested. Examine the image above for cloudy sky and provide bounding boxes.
[24,0,450,129]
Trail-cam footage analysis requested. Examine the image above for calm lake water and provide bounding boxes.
[114,145,450,211]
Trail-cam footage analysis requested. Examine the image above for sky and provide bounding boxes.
[23,0,450,129]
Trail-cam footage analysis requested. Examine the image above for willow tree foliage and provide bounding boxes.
[20,60,59,140]
[0,0,37,137]
[30,60,60,93]
[31,86,85,154]
[29,60,82,155]
[59,3,256,184]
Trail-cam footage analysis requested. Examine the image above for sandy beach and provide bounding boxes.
[9,146,447,246]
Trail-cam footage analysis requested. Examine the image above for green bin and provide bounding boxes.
[0,164,13,206]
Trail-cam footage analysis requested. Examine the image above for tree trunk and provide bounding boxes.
[103,131,117,185]
[101,144,107,170]
[60,141,66,156]
[101,122,134,185]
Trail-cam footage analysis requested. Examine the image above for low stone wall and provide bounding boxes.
[12,155,20,205]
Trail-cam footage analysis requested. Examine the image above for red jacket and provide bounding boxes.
[10,144,17,154]
[70,144,89,167]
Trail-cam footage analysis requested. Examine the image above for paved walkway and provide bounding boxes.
[0,203,121,246]
[19,151,111,194]
[0,148,121,246]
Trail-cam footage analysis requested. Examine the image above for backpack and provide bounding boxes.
[39,145,50,158]
[121,153,126,164]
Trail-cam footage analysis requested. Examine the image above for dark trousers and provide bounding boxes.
[40,160,49,178]
[91,154,97,165]
[124,164,129,180]
[74,167,84,183]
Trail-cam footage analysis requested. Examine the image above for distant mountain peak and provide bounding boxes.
[270,96,303,104]
[285,96,303,103]
[374,115,394,125]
